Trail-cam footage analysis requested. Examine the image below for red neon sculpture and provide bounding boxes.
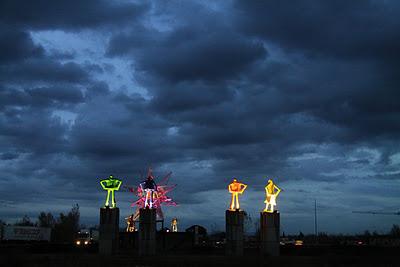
[127,168,177,221]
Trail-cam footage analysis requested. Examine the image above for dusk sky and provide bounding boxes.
[1,0,399,234]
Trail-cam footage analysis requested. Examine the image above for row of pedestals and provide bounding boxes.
[225,210,280,256]
[99,207,157,256]
[99,208,280,256]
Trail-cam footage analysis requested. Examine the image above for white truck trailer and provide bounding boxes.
[1,226,51,242]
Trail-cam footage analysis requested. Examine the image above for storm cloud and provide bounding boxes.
[0,0,399,233]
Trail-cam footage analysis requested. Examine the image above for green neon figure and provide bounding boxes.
[100,175,122,208]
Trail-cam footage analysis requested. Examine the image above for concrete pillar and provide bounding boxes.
[99,207,119,255]
[138,208,156,256]
[225,210,244,256]
[260,211,280,256]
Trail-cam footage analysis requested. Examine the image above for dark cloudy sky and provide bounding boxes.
[1,0,399,234]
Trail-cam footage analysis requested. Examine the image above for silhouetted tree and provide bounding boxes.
[298,231,304,239]
[38,212,55,228]
[254,220,260,239]
[52,204,80,243]
[69,204,80,232]
[210,222,219,234]
[0,219,4,237]
[243,211,253,234]
[15,215,35,226]
[389,224,400,237]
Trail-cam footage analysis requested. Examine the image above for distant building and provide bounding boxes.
[185,225,207,235]
[185,225,207,245]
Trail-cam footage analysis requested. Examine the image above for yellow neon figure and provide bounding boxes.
[171,218,178,232]
[263,179,281,213]
[100,175,122,208]
[228,178,247,210]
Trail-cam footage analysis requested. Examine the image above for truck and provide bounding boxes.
[75,228,99,247]
[1,225,51,242]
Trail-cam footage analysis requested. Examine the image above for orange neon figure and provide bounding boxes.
[264,179,281,213]
[228,178,247,210]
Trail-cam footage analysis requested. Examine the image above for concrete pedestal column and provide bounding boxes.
[260,211,280,256]
[138,208,156,256]
[99,207,119,255]
[226,210,244,256]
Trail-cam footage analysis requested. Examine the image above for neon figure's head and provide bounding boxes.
[268,179,272,184]
[147,168,154,180]
[232,178,237,183]
[109,175,114,180]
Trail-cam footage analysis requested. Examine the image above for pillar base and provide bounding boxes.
[99,207,119,255]
[226,210,244,256]
[138,208,156,256]
[260,211,280,256]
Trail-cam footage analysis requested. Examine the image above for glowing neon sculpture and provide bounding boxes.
[125,214,135,232]
[127,168,177,221]
[171,218,178,232]
[140,169,158,208]
[263,179,281,213]
[100,175,122,208]
[228,178,247,211]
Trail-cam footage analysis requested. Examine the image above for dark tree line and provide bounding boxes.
[9,204,80,243]
[15,215,36,226]
[389,224,400,237]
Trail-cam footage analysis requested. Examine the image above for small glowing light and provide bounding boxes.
[76,240,81,245]
[171,218,178,232]
[295,240,303,246]
[263,179,282,213]
[228,178,247,210]
[84,241,89,245]
[100,175,122,208]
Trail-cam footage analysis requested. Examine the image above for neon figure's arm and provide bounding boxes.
[116,180,122,190]
[140,182,145,191]
[100,180,107,190]
[153,181,158,191]
[240,184,247,194]
[275,185,281,196]
[228,184,233,193]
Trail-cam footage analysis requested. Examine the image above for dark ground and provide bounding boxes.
[0,244,398,267]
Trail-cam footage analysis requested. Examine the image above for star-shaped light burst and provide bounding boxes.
[127,169,177,221]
